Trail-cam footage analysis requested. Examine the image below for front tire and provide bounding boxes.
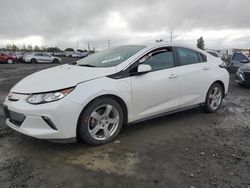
[205,83,223,113]
[78,97,124,145]
[30,58,37,64]
[7,59,14,64]
[53,59,59,63]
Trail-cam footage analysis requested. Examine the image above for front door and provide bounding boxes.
[130,47,179,121]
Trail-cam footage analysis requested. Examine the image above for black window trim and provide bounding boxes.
[136,47,178,73]
[108,46,178,79]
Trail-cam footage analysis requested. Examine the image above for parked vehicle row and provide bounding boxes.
[72,51,88,58]
[0,50,90,64]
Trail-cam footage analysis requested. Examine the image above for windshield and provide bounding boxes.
[77,45,145,67]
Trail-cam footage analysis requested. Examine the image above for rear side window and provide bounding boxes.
[35,53,42,56]
[198,53,207,62]
[176,47,204,65]
[143,48,174,71]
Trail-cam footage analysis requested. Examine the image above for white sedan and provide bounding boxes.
[23,52,61,63]
[3,43,229,145]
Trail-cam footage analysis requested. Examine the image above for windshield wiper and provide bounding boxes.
[78,64,96,67]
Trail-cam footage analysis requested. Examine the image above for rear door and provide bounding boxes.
[42,53,53,63]
[34,53,44,62]
[130,47,180,121]
[174,47,211,108]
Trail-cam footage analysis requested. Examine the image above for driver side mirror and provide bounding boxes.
[240,59,249,63]
[137,64,152,74]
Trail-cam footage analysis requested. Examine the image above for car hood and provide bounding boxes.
[11,64,116,94]
[240,63,250,70]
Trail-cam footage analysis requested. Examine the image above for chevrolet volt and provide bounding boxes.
[3,43,229,145]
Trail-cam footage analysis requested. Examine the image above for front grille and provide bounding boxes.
[244,72,250,81]
[3,107,26,127]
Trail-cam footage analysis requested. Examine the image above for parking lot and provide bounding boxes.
[0,59,250,187]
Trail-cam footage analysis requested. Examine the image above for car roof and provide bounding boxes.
[137,42,206,54]
[205,49,218,53]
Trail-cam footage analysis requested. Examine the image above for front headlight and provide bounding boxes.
[27,87,74,104]
[237,69,244,75]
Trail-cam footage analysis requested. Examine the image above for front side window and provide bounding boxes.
[176,47,201,65]
[77,45,145,67]
[142,48,174,71]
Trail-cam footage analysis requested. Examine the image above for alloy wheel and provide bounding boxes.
[208,86,222,110]
[7,59,13,64]
[87,104,120,141]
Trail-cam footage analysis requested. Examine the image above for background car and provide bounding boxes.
[228,52,250,73]
[205,50,221,59]
[0,52,17,64]
[235,63,250,85]
[23,52,61,63]
[11,52,26,62]
[72,51,88,58]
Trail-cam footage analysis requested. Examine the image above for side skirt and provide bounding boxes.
[129,103,204,125]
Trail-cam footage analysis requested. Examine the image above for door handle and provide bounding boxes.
[169,74,178,79]
[203,67,210,71]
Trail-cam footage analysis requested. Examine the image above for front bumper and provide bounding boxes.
[235,72,250,85]
[3,93,83,140]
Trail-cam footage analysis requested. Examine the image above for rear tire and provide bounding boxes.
[205,83,223,113]
[78,97,124,145]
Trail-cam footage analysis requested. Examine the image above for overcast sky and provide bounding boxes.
[1,0,250,50]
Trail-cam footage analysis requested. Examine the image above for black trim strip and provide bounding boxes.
[108,46,177,79]
[42,116,58,130]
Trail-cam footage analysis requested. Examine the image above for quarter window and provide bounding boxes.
[198,52,207,62]
[142,48,175,71]
[176,47,202,65]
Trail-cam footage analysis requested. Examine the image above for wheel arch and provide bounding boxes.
[210,80,226,97]
[76,94,128,139]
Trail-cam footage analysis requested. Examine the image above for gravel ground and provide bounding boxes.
[0,60,250,188]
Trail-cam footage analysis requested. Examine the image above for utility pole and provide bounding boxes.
[76,40,79,50]
[108,39,110,48]
[170,28,173,42]
[87,41,90,51]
